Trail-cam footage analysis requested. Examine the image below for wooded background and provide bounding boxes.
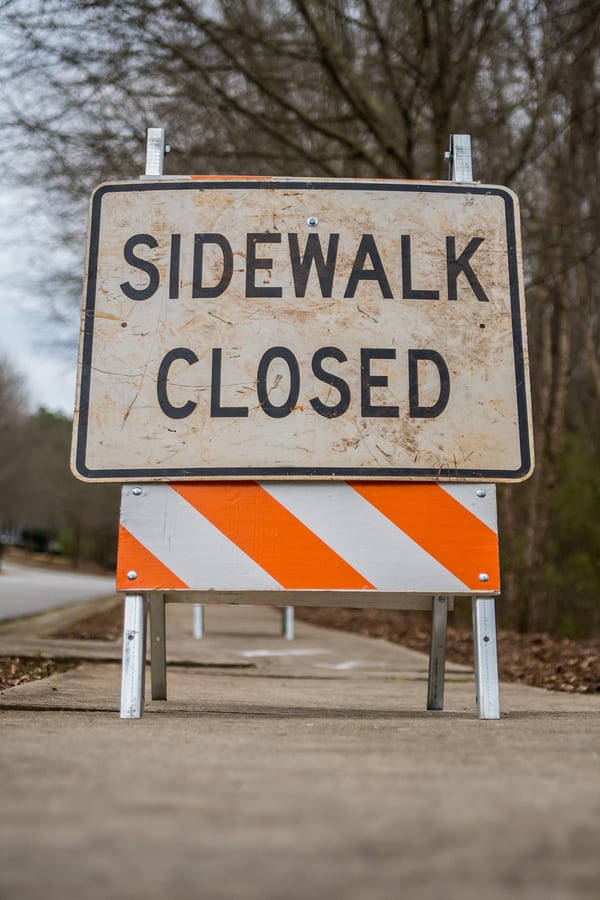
[0,0,598,635]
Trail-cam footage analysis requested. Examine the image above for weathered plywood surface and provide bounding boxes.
[72,178,533,481]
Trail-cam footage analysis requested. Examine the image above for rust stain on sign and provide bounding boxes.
[72,178,533,482]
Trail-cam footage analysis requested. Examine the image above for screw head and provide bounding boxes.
[476,489,487,498]
[132,487,143,496]
[127,570,138,581]
[306,216,318,227]
[479,573,490,583]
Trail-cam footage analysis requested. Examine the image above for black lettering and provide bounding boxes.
[246,233,283,298]
[288,233,339,297]
[408,349,451,418]
[120,234,159,301]
[360,349,399,417]
[401,235,439,300]
[193,234,233,298]
[169,234,181,299]
[309,347,350,418]
[257,347,300,418]
[210,349,249,418]
[446,237,489,302]
[157,347,199,419]
[344,235,393,299]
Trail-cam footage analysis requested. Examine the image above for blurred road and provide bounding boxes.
[0,561,115,620]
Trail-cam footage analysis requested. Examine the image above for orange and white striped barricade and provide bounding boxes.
[74,131,532,720]
[116,480,500,718]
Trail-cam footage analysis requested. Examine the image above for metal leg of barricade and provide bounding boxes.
[472,597,501,719]
[193,603,204,639]
[150,594,167,701]
[120,593,148,719]
[427,595,449,711]
[282,606,294,640]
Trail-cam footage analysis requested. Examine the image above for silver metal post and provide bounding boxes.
[472,597,500,719]
[144,127,166,177]
[282,606,294,640]
[193,603,205,639]
[446,134,473,181]
[137,127,169,711]
[150,594,167,700]
[120,593,148,719]
[423,134,476,714]
[427,595,449,710]
[445,134,501,719]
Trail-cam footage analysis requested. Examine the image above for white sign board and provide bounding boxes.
[72,178,533,482]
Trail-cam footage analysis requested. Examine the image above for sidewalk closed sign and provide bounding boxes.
[72,178,533,482]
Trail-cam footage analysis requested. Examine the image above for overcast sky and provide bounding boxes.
[0,186,79,416]
[0,16,77,415]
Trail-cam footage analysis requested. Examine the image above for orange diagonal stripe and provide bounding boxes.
[172,483,374,590]
[116,524,189,590]
[350,483,499,591]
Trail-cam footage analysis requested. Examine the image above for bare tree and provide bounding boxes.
[0,355,30,548]
[1,0,599,630]
[500,0,600,631]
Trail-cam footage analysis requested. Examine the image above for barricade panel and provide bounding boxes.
[116,482,499,596]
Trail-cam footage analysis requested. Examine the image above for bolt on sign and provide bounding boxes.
[71,177,534,482]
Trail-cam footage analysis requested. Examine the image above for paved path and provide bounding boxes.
[0,561,114,620]
[0,601,599,900]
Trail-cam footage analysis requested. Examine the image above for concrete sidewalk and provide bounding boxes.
[0,600,599,900]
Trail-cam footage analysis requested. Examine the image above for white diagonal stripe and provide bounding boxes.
[121,485,281,590]
[440,484,498,532]
[260,482,469,592]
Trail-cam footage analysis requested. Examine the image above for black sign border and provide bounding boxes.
[74,180,533,482]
